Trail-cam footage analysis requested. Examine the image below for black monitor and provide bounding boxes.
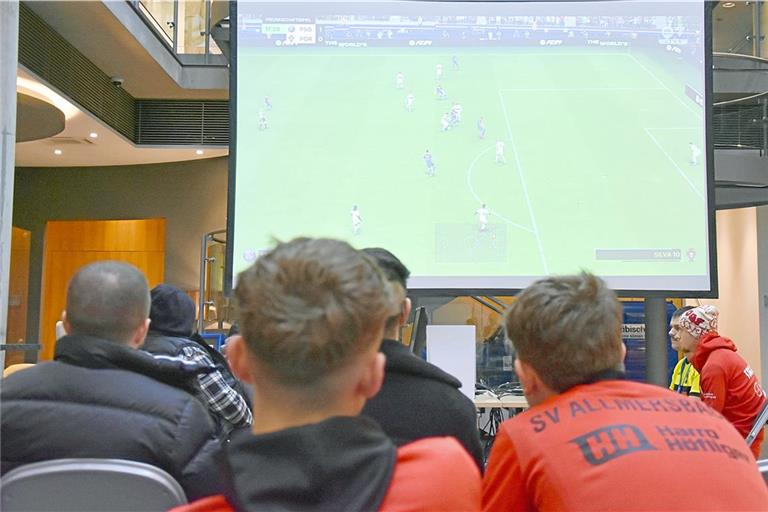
[409,306,428,358]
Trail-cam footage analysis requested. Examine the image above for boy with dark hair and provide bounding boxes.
[361,247,483,470]
[175,239,480,511]
[483,273,768,511]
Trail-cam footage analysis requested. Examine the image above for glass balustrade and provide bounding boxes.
[131,0,225,62]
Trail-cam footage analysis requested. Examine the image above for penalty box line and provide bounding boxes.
[497,89,550,275]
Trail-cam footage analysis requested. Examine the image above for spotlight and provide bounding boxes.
[54,149,62,155]
[196,149,204,155]
[723,2,736,7]
[89,132,98,139]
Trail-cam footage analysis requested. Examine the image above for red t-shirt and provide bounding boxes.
[483,380,768,512]
[172,437,480,512]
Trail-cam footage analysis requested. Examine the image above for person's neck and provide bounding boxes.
[250,392,361,436]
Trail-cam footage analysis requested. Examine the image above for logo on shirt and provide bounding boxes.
[744,366,755,379]
[571,424,656,466]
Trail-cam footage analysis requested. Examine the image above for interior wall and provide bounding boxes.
[13,156,228,344]
[691,207,762,378]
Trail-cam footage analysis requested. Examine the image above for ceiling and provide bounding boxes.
[15,67,227,168]
[24,1,227,100]
[712,1,759,54]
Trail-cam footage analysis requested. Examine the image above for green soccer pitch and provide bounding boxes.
[232,46,707,283]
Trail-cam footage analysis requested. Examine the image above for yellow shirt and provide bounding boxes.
[668,357,701,396]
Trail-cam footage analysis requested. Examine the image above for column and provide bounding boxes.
[644,297,668,386]
[0,1,19,368]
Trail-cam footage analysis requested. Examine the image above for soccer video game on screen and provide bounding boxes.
[232,1,711,293]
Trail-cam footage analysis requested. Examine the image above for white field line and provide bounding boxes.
[499,87,664,92]
[466,145,535,234]
[644,128,705,201]
[626,53,701,117]
[498,89,549,274]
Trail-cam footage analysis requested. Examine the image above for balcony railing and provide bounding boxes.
[129,0,227,66]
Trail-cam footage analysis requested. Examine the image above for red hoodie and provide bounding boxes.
[691,331,766,457]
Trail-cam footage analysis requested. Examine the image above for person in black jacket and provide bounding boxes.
[1,261,226,501]
[361,248,483,470]
[141,284,252,435]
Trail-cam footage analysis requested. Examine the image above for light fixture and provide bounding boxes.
[54,149,62,155]
[89,132,98,139]
[196,149,204,155]
[722,2,736,7]
[17,77,80,120]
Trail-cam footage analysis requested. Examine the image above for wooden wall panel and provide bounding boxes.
[39,219,165,361]
[5,228,31,367]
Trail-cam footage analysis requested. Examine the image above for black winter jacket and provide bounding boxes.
[362,339,483,470]
[1,334,227,501]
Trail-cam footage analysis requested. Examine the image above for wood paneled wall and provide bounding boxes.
[39,219,165,361]
[5,227,31,367]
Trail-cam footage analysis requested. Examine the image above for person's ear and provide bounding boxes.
[128,319,150,348]
[61,311,72,335]
[360,351,386,400]
[515,358,553,407]
[227,335,254,384]
[620,341,627,361]
[400,298,412,327]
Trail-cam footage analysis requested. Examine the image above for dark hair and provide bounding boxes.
[66,261,150,344]
[671,305,695,320]
[362,247,410,331]
[361,248,410,290]
[505,272,623,393]
[235,238,396,387]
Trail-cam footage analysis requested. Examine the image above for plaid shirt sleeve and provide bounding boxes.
[180,345,253,428]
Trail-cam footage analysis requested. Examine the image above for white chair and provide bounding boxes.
[0,458,187,511]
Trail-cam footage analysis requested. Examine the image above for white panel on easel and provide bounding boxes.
[426,325,476,400]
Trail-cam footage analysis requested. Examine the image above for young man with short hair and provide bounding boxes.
[1,261,225,500]
[361,247,483,470]
[175,239,480,511]
[483,273,768,511]
[668,305,701,397]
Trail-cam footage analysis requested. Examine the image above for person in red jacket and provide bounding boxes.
[673,304,766,457]
[483,273,768,512]
[173,238,480,512]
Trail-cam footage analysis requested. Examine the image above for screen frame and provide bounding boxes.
[225,0,718,299]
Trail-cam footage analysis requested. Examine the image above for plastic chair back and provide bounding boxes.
[0,458,187,511]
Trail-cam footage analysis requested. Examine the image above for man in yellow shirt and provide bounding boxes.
[668,305,701,397]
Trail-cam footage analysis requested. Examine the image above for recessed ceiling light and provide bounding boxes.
[196,149,204,155]
[54,149,62,155]
[89,132,98,139]
[723,2,736,7]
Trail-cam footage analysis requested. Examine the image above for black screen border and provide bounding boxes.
[225,0,718,299]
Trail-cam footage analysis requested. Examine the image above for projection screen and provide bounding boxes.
[228,0,715,295]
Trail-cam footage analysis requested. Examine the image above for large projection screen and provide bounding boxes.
[228,0,715,296]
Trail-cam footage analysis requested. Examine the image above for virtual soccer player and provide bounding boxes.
[495,140,506,164]
[423,150,436,177]
[351,205,362,235]
[475,204,490,231]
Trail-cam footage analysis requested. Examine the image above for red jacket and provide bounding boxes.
[173,436,481,512]
[691,332,766,457]
[483,380,768,511]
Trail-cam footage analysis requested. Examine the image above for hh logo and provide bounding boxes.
[571,424,656,466]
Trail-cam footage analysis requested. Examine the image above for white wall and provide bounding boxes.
[690,207,765,378]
